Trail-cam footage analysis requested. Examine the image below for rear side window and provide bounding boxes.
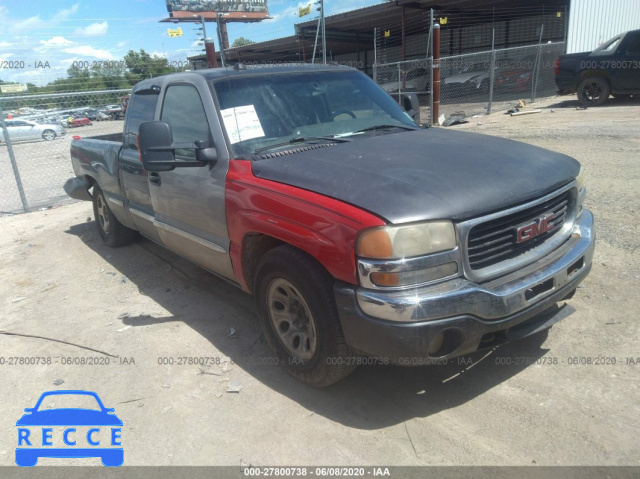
[124,93,158,150]
[160,84,211,159]
[625,34,640,55]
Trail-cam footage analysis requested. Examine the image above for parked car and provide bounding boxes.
[442,62,492,94]
[0,119,64,142]
[102,100,128,120]
[66,114,92,128]
[82,108,110,121]
[379,67,430,95]
[65,65,594,387]
[495,56,538,92]
[555,29,640,106]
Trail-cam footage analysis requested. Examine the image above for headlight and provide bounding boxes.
[356,221,456,260]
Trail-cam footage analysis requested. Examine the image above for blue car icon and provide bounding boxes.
[16,390,123,467]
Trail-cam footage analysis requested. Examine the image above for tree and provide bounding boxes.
[232,37,256,48]
[123,49,181,84]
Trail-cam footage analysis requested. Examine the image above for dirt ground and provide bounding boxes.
[0,95,638,469]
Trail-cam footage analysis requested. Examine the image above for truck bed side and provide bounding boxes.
[69,136,123,199]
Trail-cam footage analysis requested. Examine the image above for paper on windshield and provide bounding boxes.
[221,105,265,144]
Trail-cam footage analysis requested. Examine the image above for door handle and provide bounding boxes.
[149,172,161,186]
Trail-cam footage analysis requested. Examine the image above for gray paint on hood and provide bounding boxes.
[252,128,580,224]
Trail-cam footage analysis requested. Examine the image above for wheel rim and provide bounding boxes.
[581,82,602,102]
[266,278,318,361]
[43,131,55,141]
[96,193,110,234]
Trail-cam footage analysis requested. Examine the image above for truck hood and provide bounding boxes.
[252,128,580,224]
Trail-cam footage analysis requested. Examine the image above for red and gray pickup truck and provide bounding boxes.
[65,64,594,387]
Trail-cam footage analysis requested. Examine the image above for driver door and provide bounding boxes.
[148,80,235,282]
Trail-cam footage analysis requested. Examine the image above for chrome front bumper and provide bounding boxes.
[355,210,594,323]
[334,210,594,362]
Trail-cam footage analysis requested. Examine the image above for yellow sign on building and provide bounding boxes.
[167,27,183,37]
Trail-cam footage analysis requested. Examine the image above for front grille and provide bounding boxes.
[467,190,570,270]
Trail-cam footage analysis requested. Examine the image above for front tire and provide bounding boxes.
[92,185,137,247]
[42,130,56,141]
[577,77,610,107]
[255,246,357,387]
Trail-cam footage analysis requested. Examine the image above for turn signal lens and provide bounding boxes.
[370,262,458,287]
[370,272,399,287]
[356,229,393,258]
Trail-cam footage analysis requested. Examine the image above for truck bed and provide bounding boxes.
[70,135,124,201]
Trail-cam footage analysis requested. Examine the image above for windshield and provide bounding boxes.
[212,70,417,156]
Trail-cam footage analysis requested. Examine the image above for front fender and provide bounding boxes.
[225,160,385,291]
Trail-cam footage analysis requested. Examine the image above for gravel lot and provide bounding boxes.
[0,95,638,471]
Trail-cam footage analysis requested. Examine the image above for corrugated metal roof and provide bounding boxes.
[568,0,640,53]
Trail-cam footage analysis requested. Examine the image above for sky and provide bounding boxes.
[0,0,384,86]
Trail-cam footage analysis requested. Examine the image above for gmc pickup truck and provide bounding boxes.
[65,64,594,387]
[555,29,640,106]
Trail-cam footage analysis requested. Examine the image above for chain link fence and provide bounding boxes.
[439,50,494,120]
[372,5,568,124]
[374,41,565,125]
[0,90,130,214]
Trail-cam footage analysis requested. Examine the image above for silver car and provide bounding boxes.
[0,119,65,143]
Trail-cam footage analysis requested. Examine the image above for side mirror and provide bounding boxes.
[402,93,420,124]
[138,121,177,172]
[138,121,217,172]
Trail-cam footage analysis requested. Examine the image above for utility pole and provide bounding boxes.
[217,13,226,67]
[321,0,326,64]
[196,14,218,68]
[311,0,326,64]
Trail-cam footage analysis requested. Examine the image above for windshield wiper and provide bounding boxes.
[350,124,418,135]
[254,135,351,154]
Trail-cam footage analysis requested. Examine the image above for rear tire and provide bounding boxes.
[577,77,610,107]
[92,185,137,247]
[255,245,357,387]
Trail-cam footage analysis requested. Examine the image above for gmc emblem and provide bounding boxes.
[516,212,556,243]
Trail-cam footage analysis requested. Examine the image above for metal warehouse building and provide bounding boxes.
[189,0,640,69]
[566,0,640,53]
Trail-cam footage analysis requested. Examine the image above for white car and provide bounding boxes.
[0,119,65,142]
[379,67,430,94]
[443,62,493,94]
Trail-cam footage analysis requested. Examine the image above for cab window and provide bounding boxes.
[625,34,640,56]
[160,84,211,159]
[124,92,158,151]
